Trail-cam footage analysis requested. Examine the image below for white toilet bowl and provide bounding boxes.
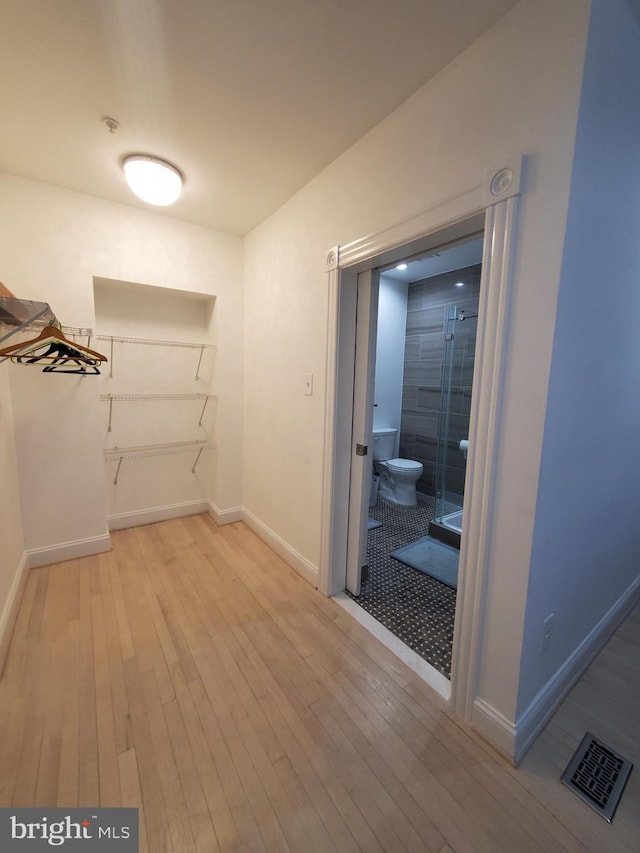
[377,457,424,506]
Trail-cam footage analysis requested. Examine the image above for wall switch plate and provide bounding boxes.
[304,373,313,396]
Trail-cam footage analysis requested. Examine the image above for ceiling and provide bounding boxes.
[382,236,484,284]
[1,0,518,236]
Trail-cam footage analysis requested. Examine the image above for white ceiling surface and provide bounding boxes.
[1,0,518,236]
[382,236,484,284]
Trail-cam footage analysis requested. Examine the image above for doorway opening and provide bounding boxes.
[345,235,483,679]
[322,176,520,722]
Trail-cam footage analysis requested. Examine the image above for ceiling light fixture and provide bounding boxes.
[396,263,408,271]
[455,281,465,287]
[122,154,183,206]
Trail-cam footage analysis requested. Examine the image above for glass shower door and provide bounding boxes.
[432,303,478,545]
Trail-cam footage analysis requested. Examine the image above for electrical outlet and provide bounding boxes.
[542,612,555,653]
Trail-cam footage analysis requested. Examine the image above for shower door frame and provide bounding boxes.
[319,158,522,726]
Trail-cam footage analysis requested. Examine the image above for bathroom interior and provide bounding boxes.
[346,235,483,678]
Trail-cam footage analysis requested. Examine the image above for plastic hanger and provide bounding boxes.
[0,324,107,373]
[0,324,107,360]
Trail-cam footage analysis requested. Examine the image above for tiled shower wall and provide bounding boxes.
[399,263,481,497]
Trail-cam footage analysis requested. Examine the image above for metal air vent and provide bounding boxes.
[561,732,633,822]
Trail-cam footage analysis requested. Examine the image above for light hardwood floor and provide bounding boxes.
[0,514,638,852]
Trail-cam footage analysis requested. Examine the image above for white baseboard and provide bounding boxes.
[472,574,640,765]
[0,551,28,674]
[242,509,319,587]
[472,698,518,763]
[108,500,211,531]
[26,533,112,569]
[512,574,640,764]
[208,502,244,526]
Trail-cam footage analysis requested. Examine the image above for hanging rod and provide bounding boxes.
[104,440,214,484]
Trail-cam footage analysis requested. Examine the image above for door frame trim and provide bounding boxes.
[319,160,521,726]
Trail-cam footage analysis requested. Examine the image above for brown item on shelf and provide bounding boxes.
[0,282,16,298]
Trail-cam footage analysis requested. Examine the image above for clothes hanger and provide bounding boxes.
[15,341,101,373]
[0,323,107,363]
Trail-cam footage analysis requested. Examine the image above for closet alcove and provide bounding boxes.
[93,277,217,530]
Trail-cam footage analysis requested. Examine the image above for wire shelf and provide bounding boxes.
[100,393,216,430]
[100,393,215,402]
[96,334,216,350]
[104,440,214,460]
[63,325,94,339]
[104,440,214,483]
[0,297,56,345]
[96,334,216,379]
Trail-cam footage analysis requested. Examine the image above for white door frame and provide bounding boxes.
[345,270,379,596]
[319,160,522,722]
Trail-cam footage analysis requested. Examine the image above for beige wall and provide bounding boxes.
[0,175,244,554]
[243,0,591,726]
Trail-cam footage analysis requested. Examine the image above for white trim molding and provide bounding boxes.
[338,185,485,269]
[449,193,520,722]
[26,533,112,569]
[320,158,524,758]
[208,502,244,526]
[512,574,640,764]
[108,499,212,531]
[319,189,493,596]
[0,551,28,675]
[472,698,519,762]
[243,509,319,588]
[320,158,523,596]
[471,574,640,765]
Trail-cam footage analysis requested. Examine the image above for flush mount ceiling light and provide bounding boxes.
[122,155,183,206]
[396,263,408,271]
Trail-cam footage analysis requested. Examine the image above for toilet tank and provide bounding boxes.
[372,428,397,461]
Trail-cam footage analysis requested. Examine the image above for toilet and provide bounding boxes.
[372,428,423,506]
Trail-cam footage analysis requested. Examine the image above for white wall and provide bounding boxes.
[0,174,244,556]
[0,363,26,644]
[373,275,408,447]
[94,279,217,526]
[243,0,591,732]
[518,0,640,713]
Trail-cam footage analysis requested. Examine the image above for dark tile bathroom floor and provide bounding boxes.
[345,493,459,678]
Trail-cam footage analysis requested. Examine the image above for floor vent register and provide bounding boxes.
[560,732,633,822]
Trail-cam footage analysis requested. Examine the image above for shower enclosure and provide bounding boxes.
[431,303,479,547]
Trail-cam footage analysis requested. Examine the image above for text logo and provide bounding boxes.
[0,809,138,851]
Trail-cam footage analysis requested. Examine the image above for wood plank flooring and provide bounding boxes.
[0,514,638,852]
